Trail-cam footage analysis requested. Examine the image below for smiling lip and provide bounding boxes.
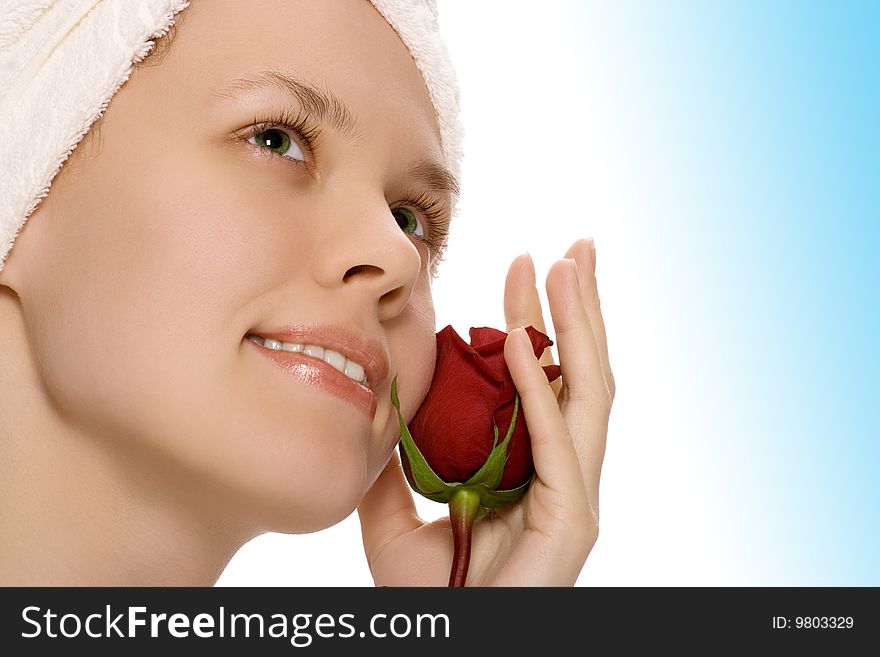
[244,324,389,419]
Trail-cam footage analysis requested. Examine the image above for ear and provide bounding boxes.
[0,246,22,291]
[0,203,51,294]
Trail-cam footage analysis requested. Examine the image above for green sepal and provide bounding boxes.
[479,478,532,508]
[463,394,520,490]
[391,375,457,502]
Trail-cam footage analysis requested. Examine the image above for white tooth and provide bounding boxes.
[344,359,365,384]
[323,349,347,373]
[303,344,325,359]
[254,338,367,386]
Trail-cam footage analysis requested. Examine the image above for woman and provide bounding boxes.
[0,0,614,585]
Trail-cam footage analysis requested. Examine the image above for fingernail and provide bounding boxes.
[588,238,596,273]
[523,251,536,283]
[564,257,581,290]
[512,327,535,357]
[507,326,525,346]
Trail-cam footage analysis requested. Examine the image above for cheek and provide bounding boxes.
[28,152,266,422]
[365,289,438,478]
[31,120,307,386]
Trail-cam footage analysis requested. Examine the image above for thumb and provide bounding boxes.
[357,450,423,562]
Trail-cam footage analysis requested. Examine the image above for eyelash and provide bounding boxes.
[243,110,450,260]
[244,107,321,169]
[391,189,450,259]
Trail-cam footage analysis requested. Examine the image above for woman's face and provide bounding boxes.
[4,0,453,532]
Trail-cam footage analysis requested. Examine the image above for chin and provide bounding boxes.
[257,488,364,536]
[222,452,370,536]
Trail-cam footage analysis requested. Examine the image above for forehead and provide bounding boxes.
[164,0,442,156]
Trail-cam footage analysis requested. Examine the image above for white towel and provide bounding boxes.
[0,0,462,273]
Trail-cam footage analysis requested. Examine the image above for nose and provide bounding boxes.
[310,189,425,321]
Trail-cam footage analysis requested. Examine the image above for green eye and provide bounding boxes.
[392,207,424,238]
[250,128,305,161]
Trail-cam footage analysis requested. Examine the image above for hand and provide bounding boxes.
[357,238,615,585]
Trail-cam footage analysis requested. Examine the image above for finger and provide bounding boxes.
[546,258,611,500]
[564,238,615,400]
[356,451,422,563]
[504,327,583,494]
[504,253,561,396]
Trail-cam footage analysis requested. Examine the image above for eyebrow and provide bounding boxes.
[406,161,460,200]
[212,69,459,201]
[212,69,362,142]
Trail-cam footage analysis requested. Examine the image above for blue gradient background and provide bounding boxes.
[220,1,878,585]
[559,0,879,584]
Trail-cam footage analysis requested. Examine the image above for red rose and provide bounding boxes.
[404,325,561,490]
[389,324,561,586]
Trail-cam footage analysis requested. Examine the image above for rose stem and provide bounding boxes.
[447,487,482,587]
